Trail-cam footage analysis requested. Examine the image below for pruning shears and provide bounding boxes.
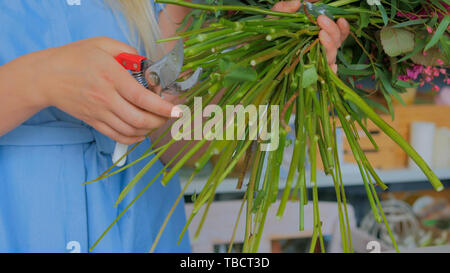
[112,40,202,167]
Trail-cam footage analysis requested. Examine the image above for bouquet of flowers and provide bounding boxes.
[89,0,449,252]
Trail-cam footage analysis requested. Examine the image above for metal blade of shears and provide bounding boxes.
[169,67,203,93]
[146,39,184,89]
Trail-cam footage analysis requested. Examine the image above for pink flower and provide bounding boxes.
[397,11,419,20]
[427,26,434,34]
[398,75,409,81]
[440,69,447,74]
[442,2,450,10]
[426,76,433,82]
[423,51,428,56]
[418,2,449,21]
[424,66,433,76]
[433,68,440,77]
[433,85,441,92]
[406,65,423,80]
[420,81,425,87]
[406,69,416,79]
[437,59,444,65]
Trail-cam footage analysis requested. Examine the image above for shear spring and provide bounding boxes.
[132,71,149,89]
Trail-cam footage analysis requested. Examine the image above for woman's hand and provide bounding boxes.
[272,0,350,73]
[16,37,181,145]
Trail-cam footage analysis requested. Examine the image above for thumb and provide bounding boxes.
[272,1,301,13]
[89,36,138,56]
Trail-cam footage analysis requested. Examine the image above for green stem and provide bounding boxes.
[156,0,308,18]
[328,0,363,7]
[330,71,444,192]
[149,171,197,253]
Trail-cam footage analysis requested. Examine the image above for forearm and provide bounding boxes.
[152,3,197,165]
[153,2,225,166]
[158,3,192,52]
[0,52,47,137]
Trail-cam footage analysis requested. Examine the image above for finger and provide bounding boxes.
[109,91,167,131]
[93,120,145,145]
[151,84,163,97]
[91,36,138,56]
[101,111,150,137]
[332,64,338,74]
[272,1,301,12]
[337,18,350,44]
[319,30,337,65]
[317,15,342,46]
[108,63,183,118]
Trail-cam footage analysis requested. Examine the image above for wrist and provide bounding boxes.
[5,50,52,111]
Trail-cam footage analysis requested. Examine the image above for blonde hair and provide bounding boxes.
[107,0,164,59]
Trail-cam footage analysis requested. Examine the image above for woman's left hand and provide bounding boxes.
[272,0,350,73]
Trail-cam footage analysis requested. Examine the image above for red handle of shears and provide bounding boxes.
[115,53,148,72]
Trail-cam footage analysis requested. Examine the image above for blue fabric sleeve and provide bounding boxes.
[151,0,165,20]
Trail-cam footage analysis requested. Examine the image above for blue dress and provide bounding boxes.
[0,0,191,253]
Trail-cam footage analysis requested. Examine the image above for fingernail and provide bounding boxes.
[332,64,338,74]
[171,106,183,118]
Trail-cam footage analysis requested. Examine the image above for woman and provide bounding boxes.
[0,0,349,252]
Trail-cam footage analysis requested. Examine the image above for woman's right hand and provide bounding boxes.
[15,37,181,145]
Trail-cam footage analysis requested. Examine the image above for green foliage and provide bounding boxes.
[380,26,415,57]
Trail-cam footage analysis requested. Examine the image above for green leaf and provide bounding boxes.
[396,33,427,63]
[377,4,388,26]
[224,66,257,83]
[219,57,257,86]
[364,97,389,115]
[357,11,370,36]
[338,65,373,76]
[380,26,415,57]
[219,58,233,72]
[301,66,318,88]
[390,0,397,20]
[424,15,450,51]
[441,35,450,61]
[394,80,419,89]
[376,68,405,107]
[381,87,395,120]
[429,13,439,27]
[429,0,448,13]
[411,47,448,66]
[376,69,396,94]
[392,19,427,28]
[346,64,371,70]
